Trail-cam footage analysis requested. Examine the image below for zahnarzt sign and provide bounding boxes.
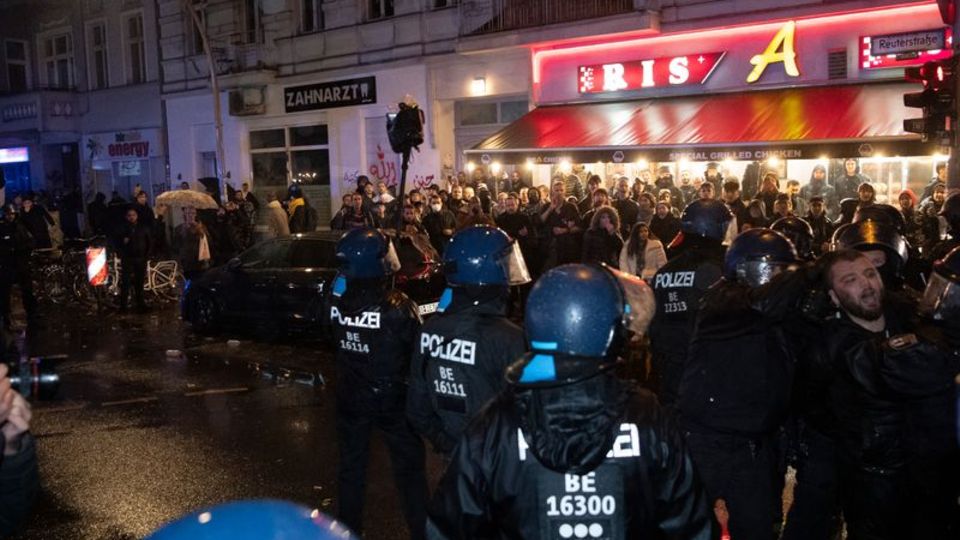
[284,76,377,113]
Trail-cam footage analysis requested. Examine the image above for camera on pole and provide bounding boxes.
[903,58,957,148]
[385,96,425,234]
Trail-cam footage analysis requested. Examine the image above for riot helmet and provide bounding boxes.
[506,264,654,386]
[838,198,859,224]
[335,227,400,280]
[831,220,909,278]
[940,193,960,236]
[920,246,960,320]
[853,203,907,236]
[146,500,357,540]
[679,199,733,241]
[287,183,303,199]
[723,228,799,287]
[442,225,530,286]
[771,216,815,261]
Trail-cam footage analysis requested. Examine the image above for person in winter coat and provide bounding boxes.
[264,193,290,238]
[287,186,318,233]
[18,198,53,250]
[115,207,152,311]
[174,207,211,280]
[619,222,667,280]
[87,192,108,236]
[0,205,35,324]
[427,264,712,539]
[799,164,838,219]
[835,159,871,202]
[581,206,623,268]
[649,202,681,249]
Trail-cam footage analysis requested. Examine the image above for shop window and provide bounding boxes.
[499,100,529,123]
[291,149,330,185]
[290,125,329,146]
[4,40,29,93]
[458,102,498,126]
[367,0,395,20]
[250,129,286,149]
[301,0,324,33]
[124,13,146,84]
[87,23,109,90]
[41,31,74,89]
[251,152,289,187]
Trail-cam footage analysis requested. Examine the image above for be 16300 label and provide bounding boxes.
[537,464,624,539]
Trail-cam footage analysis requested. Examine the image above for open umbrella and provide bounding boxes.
[155,189,219,210]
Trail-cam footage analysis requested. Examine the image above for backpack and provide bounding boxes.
[304,205,319,231]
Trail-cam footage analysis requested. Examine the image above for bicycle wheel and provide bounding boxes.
[39,265,69,304]
[152,261,185,303]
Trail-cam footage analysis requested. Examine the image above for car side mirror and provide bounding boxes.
[227,257,242,271]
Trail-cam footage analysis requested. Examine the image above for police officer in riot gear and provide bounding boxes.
[771,216,815,261]
[407,225,529,455]
[929,193,960,262]
[427,264,713,539]
[648,199,731,405]
[678,228,801,540]
[328,227,428,538]
[0,204,35,327]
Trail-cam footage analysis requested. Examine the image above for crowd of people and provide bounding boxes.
[324,161,959,540]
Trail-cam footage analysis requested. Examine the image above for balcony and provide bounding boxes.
[461,0,640,36]
[0,89,79,134]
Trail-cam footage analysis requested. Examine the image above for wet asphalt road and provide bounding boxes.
[10,302,443,539]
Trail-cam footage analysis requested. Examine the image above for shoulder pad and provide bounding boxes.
[386,289,420,319]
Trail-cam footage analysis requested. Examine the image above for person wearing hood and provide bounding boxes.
[921,162,947,202]
[799,165,837,218]
[920,184,948,257]
[755,172,780,217]
[704,162,723,195]
[287,185,318,233]
[263,192,290,238]
[654,166,684,210]
[427,264,713,539]
[835,159,870,202]
[928,192,960,262]
[804,196,834,256]
[897,189,922,250]
[407,226,529,456]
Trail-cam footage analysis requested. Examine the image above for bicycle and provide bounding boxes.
[30,248,70,305]
[104,255,185,303]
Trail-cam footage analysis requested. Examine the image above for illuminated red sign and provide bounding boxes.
[578,52,725,94]
[860,28,953,70]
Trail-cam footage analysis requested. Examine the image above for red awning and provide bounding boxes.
[467,83,936,163]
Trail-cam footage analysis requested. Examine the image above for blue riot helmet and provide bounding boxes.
[680,199,733,241]
[442,225,531,286]
[831,219,908,278]
[146,500,357,540]
[506,264,654,386]
[771,216,815,261]
[724,228,799,287]
[335,227,400,280]
[920,246,960,320]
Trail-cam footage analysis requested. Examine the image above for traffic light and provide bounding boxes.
[903,58,957,145]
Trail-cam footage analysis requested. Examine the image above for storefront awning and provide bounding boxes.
[466,83,938,164]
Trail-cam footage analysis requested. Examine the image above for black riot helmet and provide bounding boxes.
[723,228,799,287]
[920,246,960,320]
[679,199,733,241]
[771,216,815,261]
[853,203,907,236]
[832,220,909,282]
[838,198,859,224]
[940,193,960,236]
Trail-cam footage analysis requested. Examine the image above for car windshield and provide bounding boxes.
[239,240,290,269]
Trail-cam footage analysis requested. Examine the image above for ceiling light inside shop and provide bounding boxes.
[767,156,780,167]
[679,159,691,170]
[559,159,572,173]
[491,162,502,174]
[471,77,487,96]
[466,161,476,172]
[636,159,649,170]
[525,159,535,171]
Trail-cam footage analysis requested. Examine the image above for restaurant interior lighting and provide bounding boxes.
[525,159,535,171]
[933,153,947,162]
[767,156,780,167]
[466,161,476,172]
[471,77,487,96]
[559,159,572,173]
[636,159,649,170]
[679,159,691,170]
[722,158,734,167]
[490,162,502,174]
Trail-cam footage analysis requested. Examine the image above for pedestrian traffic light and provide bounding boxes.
[903,58,957,146]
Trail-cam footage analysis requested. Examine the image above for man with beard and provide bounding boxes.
[679,170,698,205]
[654,166,684,210]
[613,178,640,237]
[835,159,870,202]
[804,196,834,256]
[704,162,723,195]
[822,250,959,539]
[800,165,837,218]
[578,175,602,215]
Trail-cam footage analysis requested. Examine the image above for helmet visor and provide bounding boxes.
[384,241,401,274]
[607,266,655,336]
[920,272,960,320]
[503,241,532,285]
[736,261,793,288]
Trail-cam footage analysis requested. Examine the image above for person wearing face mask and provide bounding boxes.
[678,228,803,539]
[422,195,457,256]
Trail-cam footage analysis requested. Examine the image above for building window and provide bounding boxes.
[4,40,29,93]
[456,98,529,126]
[243,0,262,44]
[87,23,109,89]
[367,0,394,20]
[124,14,146,84]
[189,1,207,55]
[41,32,74,89]
[301,0,324,33]
[250,124,331,223]
[433,0,456,8]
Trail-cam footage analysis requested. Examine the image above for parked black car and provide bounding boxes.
[182,232,445,335]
